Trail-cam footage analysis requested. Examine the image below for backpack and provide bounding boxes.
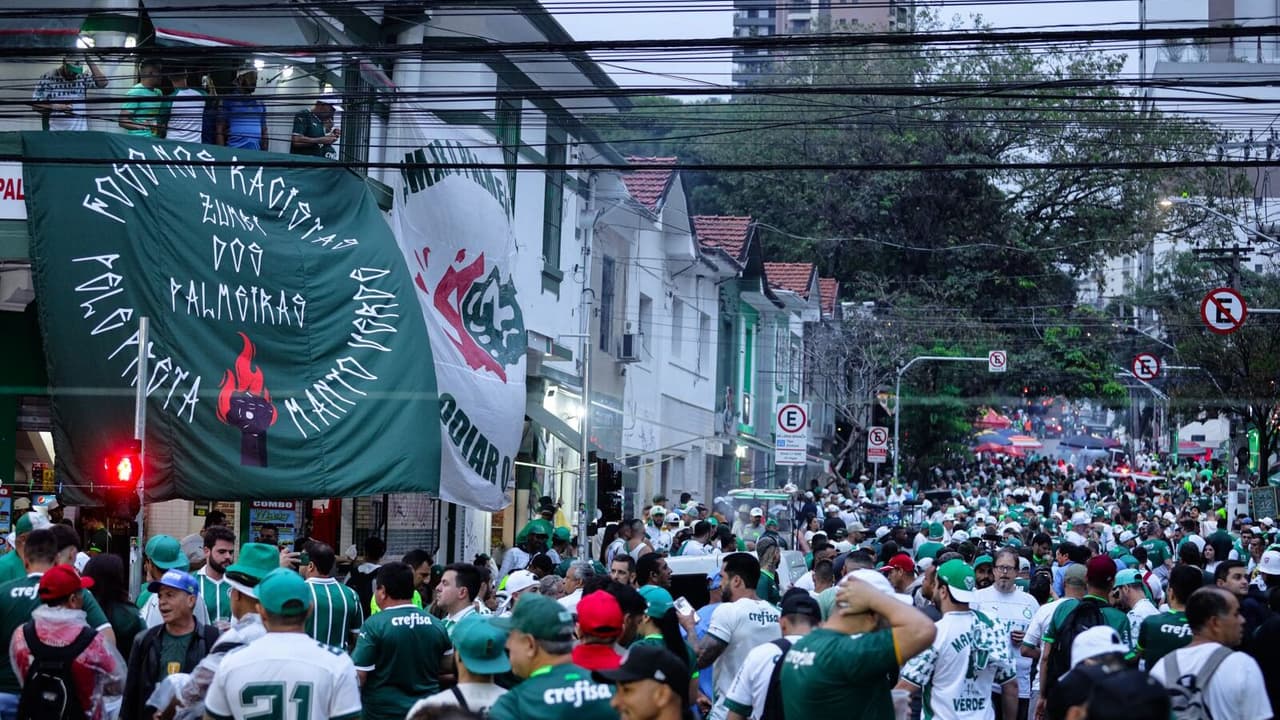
[16,623,97,720]
[1043,597,1106,695]
[346,566,378,620]
[760,638,792,720]
[1160,646,1233,720]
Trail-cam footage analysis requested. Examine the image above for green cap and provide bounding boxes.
[638,585,674,618]
[256,568,311,616]
[145,535,189,571]
[928,522,944,540]
[1108,546,1126,559]
[1093,507,1105,517]
[224,543,281,597]
[552,526,572,542]
[937,559,977,603]
[973,554,993,568]
[14,513,33,536]
[1115,569,1144,587]
[490,593,574,641]
[1120,555,1138,568]
[452,615,511,675]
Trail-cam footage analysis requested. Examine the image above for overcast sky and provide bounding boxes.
[550,0,1207,89]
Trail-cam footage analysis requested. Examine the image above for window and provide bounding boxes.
[789,341,802,395]
[542,126,566,288]
[599,256,615,353]
[671,299,684,357]
[494,86,521,214]
[639,294,653,352]
[698,311,710,373]
[775,325,787,391]
[741,322,755,425]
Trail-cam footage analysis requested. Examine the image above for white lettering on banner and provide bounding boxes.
[67,145,391,439]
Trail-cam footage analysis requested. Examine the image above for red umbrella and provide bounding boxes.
[974,410,1013,429]
[973,442,1009,454]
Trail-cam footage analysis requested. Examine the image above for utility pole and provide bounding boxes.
[130,316,148,601]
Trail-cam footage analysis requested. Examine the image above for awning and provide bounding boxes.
[526,401,581,450]
[142,0,327,49]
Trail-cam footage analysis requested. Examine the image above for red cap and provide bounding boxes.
[880,553,916,575]
[39,564,93,603]
[577,590,624,637]
[1085,556,1117,587]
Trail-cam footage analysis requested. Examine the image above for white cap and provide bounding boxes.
[750,507,764,517]
[1119,530,1136,544]
[875,526,891,540]
[1065,531,1087,545]
[847,521,867,533]
[952,530,970,543]
[826,504,840,513]
[1259,550,1280,576]
[1263,517,1276,528]
[504,569,539,595]
[1002,522,1022,534]
[1071,512,1088,526]
[1071,626,1128,668]
[845,569,911,603]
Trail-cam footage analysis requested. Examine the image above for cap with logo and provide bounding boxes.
[650,506,667,517]
[490,593,575,641]
[224,542,282,598]
[145,535,189,571]
[576,590,624,638]
[936,559,977,603]
[257,568,312,616]
[38,564,92,603]
[148,568,199,596]
[592,644,691,704]
[750,507,764,518]
[501,569,539,595]
[638,585,674,618]
[451,615,511,674]
[1258,549,1280,576]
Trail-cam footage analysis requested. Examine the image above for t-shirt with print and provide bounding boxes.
[1140,538,1171,567]
[160,630,193,676]
[972,586,1040,698]
[780,628,900,720]
[32,69,96,132]
[205,631,361,720]
[407,683,507,718]
[488,663,616,720]
[1137,610,1192,668]
[0,573,111,692]
[706,597,781,699]
[350,604,452,720]
[901,610,1017,720]
[1149,642,1274,720]
[723,634,801,720]
[305,577,362,649]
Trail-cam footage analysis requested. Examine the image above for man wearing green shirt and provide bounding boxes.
[0,528,114,717]
[118,58,165,137]
[916,522,946,561]
[351,562,452,720]
[301,541,362,650]
[84,509,111,556]
[490,593,618,720]
[196,526,235,628]
[0,512,41,585]
[784,570,936,720]
[1137,564,1199,668]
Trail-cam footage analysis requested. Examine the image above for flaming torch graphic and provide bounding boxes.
[217,332,277,467]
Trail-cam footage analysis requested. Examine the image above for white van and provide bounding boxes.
[665,550,807,609]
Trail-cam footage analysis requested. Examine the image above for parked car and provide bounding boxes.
[665,550,806,609]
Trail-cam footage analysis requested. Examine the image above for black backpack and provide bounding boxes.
[346,566,378,620]
[1044,597,1105,695]
[17,623,97,720]
[761,638,792,720]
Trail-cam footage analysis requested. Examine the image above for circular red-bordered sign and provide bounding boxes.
[1131,352,1161,381]
[776,403,808,434]
[1200,287,1248,335]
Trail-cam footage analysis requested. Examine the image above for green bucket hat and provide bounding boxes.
[257,568,311,616]
[224,542,281,597]
[490,593,574,641]
[638,585,674,618]
[145,535,189,571]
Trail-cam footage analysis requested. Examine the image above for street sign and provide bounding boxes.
[1200,287,1248,335]
[1131,352,1161,381]
[988,350,1007,373]
[867,425,889,464]
[775,403,809,466]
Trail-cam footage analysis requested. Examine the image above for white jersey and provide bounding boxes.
[706,597,781,714]
[1149,643,1273,720]
[205,631,362,720]
[1020,598,1063,696]
[1126,598,1159,643]
[722,633,800,720]
[406,683,507,717]
[971,586,1039,698]
[901,611,1016,720]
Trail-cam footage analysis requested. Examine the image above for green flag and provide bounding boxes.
[23,132,440,501]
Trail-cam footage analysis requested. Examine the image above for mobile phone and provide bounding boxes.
[674,596,696,618]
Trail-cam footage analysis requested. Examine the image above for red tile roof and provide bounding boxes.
[693,215,752,260]
[818,277,839,316]
[763,262,816,299]
[622,156,678,211]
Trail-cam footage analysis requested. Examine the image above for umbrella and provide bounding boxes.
[1177,441,1206,456]
[1059,434,1112,450]
[974,410,1013,430]
[1006,434,1043,449]
[973,441,1010,454]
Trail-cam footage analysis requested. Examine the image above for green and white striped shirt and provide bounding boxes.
[306,576,362,650]
[197,567,232,624]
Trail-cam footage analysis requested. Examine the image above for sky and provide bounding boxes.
[549,0,1207,89]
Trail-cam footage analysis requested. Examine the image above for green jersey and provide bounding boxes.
[305,577,362,649]
[0,573,110,692]
[0,551,24,585]
[1139,539,1170,566]
[780,628,899,720]
[122,84,164,136]
[1043,595,1132,649]
[488,663,617,720]
[88,528,111,555]
[350,604,452,720]
[756,570,781,605]
[197,569,232,625]
[1137,610,1192,667]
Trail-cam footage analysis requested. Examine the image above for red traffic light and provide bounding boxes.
[102,440,142,486]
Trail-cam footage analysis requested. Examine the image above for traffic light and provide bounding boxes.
[102,440,142,521]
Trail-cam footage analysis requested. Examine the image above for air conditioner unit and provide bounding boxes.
[618,333,640,363]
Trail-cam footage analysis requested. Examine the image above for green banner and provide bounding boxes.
[23,132,439,502]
